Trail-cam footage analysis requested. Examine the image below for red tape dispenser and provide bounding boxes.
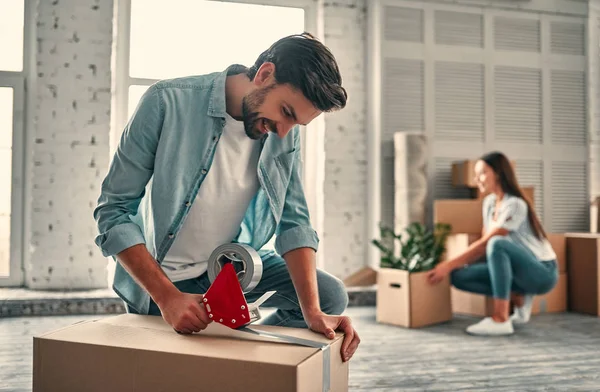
[202,263,274,329]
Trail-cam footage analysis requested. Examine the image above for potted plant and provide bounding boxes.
[372,222,454,328]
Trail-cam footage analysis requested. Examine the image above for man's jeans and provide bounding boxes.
[128,254,349,328]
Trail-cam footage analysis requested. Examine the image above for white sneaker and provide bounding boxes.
[466,317,514,336]
[510,295,534,325]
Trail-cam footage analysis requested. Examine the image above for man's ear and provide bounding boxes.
[254,62,276,86]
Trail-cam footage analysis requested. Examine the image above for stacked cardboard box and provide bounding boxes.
[436,159,567,316]
[565,233,600,316]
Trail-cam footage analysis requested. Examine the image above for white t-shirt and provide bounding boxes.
[161,113,261,282]
[483,194,556,262]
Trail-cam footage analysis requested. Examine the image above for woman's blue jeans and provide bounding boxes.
[451,236,558,300]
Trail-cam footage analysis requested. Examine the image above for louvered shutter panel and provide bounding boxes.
[551,162,589,232]
[494,16,540,52]
[434,10,483,47]
[494,66,542,143]
[435,61,484,141]
[383,58,424,141]
[515,160,544,223]
[433,158,472,200]
[384,6,423,43]
[550,21,585,56]
[551,70,586,146]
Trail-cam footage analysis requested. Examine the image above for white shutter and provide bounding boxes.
[551,70,586,146]
[515,159,544,224]
[551,162,589,232]
[383,58,424,141]
[435,61,484,141]
[433,158,472,200]
[550,21,585,56]
[493,16,540,52]
[494,66,542,143]
[384,6,423,43]
[434,10,483,48]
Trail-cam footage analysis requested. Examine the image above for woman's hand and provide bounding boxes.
[427,263,452,285]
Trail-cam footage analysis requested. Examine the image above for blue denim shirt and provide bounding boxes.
[93,65,319,314]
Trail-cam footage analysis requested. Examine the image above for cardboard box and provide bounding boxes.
[434,199,483,234]
[33,314,348,392]
[546,233,567,274]
[376,268,452,328]
[470,186,535,207]
[531,273,568,314]
[566,233,600,316]
[452,159,516,188]
[343,266,377,287]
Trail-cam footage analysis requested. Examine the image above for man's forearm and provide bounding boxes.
[282,247,321,318]
[115,244,179,307]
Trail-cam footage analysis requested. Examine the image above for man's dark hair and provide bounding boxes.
[247,32,347,112]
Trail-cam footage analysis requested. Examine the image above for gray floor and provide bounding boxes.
[2,307,600,391]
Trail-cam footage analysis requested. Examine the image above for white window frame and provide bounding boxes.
[0,0,35,287]
[112,0,326,269]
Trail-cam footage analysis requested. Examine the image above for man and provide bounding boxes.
[94,33,360,362]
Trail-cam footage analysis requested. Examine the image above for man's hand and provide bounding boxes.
[306,312,360,362]
[427,263,451,285]
[157,292,213,334]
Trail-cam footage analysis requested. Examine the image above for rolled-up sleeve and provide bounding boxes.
[274,127,319,256]
[93,85,163,257]
[490,197,528,232]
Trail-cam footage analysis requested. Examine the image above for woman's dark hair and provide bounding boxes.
[247,32,347,112]
[479,151,547,239]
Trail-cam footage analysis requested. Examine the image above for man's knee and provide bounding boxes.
[319,273,348,316]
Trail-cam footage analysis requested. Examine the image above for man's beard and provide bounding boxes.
[241,84,277,140]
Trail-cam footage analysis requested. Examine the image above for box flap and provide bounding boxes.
[38,314,343,367]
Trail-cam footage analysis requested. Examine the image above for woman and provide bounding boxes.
[427,151,558,336]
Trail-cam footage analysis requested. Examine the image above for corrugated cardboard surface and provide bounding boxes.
[33,314,347,392]
[444,234,493,317]
[376,268,451,328]
[452,160,478,188]
[451,288,494,317]
[547,233,567,274]
[531,273,567,314]
[566,234,600,316]
[434,199,483,234]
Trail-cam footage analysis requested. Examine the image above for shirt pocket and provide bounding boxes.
[274,148,297,188]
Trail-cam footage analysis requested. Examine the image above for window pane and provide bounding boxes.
[0,87,13,277]
[128,85,150,120]
[130,0,304,79]
[0,0,25,72]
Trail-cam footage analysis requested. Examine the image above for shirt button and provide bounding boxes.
[168,233,174,239]
[213,135,219,142]
[185,201,191,207]
[201,169,207,175]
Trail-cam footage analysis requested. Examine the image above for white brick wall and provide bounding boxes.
[323,0,368,279]
[22,0,368,289]
[27,0,113,289]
